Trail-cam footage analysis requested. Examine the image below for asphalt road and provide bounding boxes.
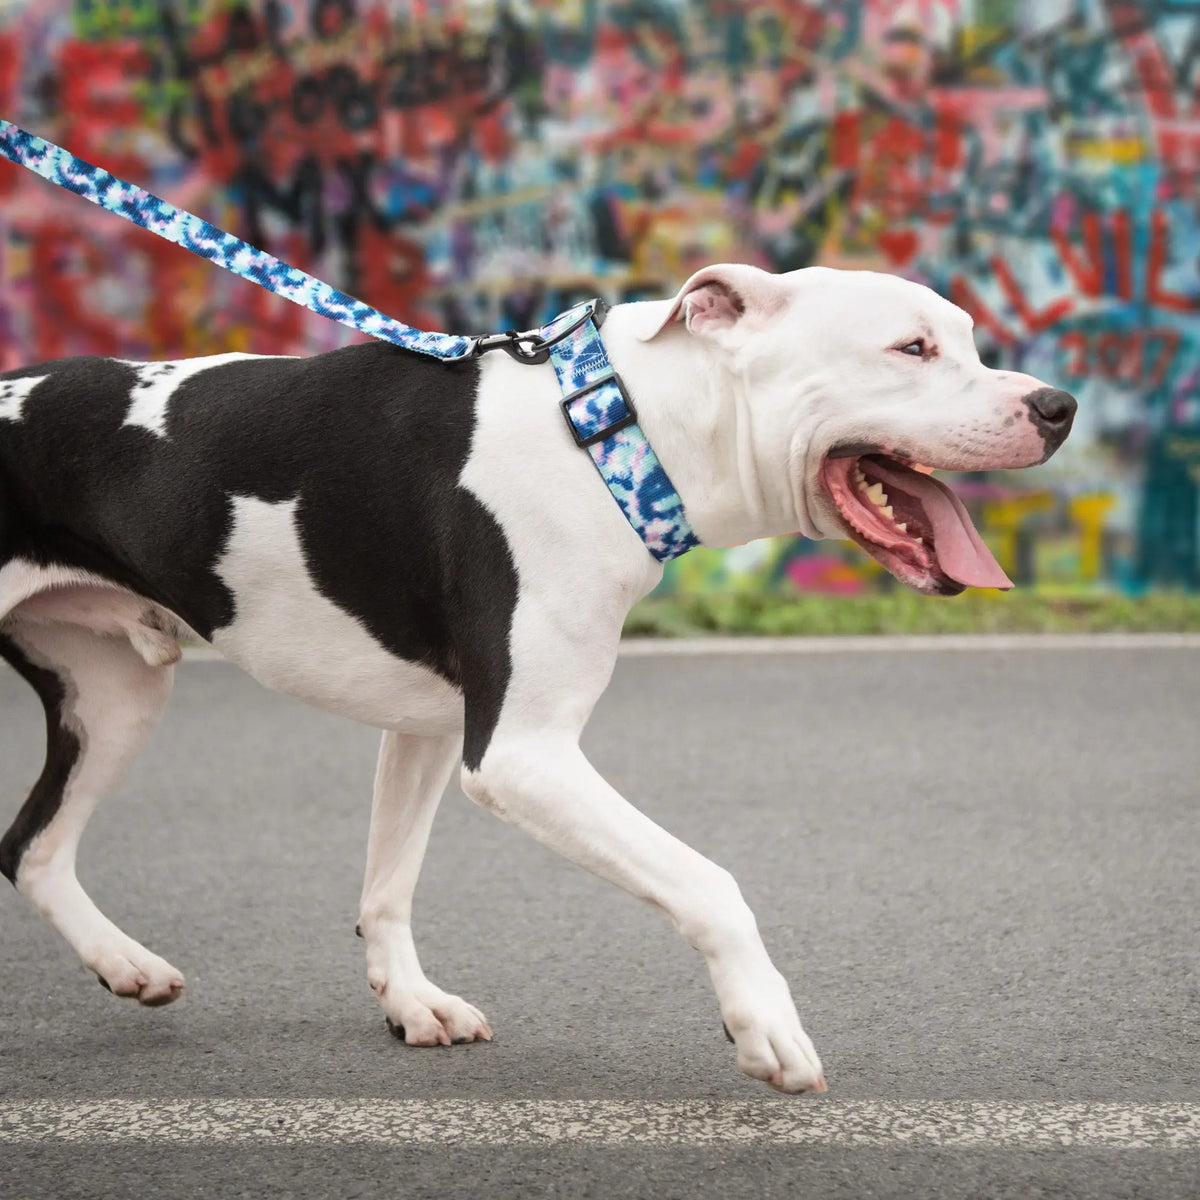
[1,642,1197,1198]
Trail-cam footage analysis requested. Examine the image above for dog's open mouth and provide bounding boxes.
[820,453,1012,596]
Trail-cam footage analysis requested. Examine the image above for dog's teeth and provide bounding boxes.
[865,482,885,505]
[880,505,894,520]
[896,521,907,532]
[914,536,923,545]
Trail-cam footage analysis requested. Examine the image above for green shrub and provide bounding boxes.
[624,591,1200,637]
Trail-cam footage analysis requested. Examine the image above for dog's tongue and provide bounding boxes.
[867,460,1013,590]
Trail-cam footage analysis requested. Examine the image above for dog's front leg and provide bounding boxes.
[358,731,492,1046]
[462,714,825,1094]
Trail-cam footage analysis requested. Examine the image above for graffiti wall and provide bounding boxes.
[0,0,1196,593]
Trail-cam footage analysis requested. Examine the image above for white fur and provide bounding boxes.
[358,731,491,1046]
[121,353,267,438]
[0,375,48,423]
[211,495,463,733]
[6,622,182,1004]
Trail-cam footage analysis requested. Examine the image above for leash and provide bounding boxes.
[0,119,479,360]
[0,119,698,561]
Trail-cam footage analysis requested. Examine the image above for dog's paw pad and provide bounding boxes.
[139,985,184,1008]
[385,1017,406,1041]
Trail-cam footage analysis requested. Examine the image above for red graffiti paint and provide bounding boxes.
[1148,210,1200,312]
[950,276,1018,350]
[1060,328,1182,390]
[58,40,152,179]
[991,256,1075,334]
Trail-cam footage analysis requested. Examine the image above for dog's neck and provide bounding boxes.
[601,303,825,547]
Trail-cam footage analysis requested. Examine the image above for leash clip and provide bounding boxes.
[470,329,551,365]
[469,299,610,366]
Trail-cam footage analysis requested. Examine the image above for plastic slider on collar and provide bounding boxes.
[560,372,638,448]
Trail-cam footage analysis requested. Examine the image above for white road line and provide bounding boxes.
[1,1100,1197,1147]
[181,633,1200,665]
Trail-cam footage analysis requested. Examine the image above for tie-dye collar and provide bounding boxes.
[535,301,700,563]
[0,120,698,561]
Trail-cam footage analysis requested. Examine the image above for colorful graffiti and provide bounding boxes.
[0,0,1196,592]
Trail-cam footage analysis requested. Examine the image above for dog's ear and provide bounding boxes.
[633,264,783,345]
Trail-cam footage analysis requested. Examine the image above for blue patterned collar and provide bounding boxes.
[528,300,700,563]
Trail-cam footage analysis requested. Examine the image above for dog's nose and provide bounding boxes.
[1024,387,1077,436]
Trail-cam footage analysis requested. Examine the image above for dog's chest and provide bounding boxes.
[209,495,464,734]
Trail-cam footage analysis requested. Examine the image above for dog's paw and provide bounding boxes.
[91,943,185,1007]
[722,979,825,1094]
[374,984,492,1047]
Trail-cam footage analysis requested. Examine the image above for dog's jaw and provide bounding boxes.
[819,453,1012,593]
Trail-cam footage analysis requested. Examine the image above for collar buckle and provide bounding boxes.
[560,372,639,447]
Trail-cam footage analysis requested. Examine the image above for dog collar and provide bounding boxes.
[0,120,699,562]
[532,301,700,563]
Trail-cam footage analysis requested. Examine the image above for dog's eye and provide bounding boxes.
[897,339,926,357]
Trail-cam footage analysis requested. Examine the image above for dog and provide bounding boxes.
[0,264,1074,1093]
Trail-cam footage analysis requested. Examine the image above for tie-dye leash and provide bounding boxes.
[0,119,698,562]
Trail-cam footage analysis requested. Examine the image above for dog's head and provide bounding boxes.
[638,263,1075,595]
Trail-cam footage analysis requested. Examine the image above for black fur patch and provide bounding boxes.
[0,344,518,767]
[0,635,81,886]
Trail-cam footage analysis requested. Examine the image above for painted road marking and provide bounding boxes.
[1,1101,1197,1147]
[181,633,1200,664]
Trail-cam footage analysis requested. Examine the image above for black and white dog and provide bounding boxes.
[0,264,1074,1093]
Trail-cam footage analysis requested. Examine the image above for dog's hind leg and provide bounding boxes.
[357,731,492,1046]
[0,620,183,1005]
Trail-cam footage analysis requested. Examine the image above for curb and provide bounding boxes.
[182,632,1200,663]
